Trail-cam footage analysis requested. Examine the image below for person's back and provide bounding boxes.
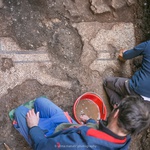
[123,40,150,97]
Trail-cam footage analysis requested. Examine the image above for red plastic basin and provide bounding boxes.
[73,92,107,124]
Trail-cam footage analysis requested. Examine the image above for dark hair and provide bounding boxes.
[116,96,150,136]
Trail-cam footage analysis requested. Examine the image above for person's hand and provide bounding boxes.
[118,49,126,62]
[26,109,39,128]
[119,49,125,56]
[80,114,89,124]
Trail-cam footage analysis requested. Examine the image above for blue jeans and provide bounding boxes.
[14,97,77,146]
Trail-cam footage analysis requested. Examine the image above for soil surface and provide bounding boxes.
[0,0,150,150]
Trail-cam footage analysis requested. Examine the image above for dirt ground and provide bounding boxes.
[0,0,150,150]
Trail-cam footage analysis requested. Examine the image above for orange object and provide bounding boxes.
[73,92,107,124]
[64,112,73,123]
[118,49,126,62]
[118,55,126,62]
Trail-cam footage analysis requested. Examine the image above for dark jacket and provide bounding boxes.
[123,40,150,97]
[29,120,131,150]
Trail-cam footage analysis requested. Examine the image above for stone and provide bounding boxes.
[111,0,126,9]
[127,0,137,6]
[63,0,79,16]
[90,0,111,14]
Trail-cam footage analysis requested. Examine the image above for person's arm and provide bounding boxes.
[29,126,47,145]
[119,41,147,61]
[29,126,64,150]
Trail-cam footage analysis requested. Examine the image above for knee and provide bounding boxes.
[103,77,113,87]
[35,97,50,105]
[15,105,28,117]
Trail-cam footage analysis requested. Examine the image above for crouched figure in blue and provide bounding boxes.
[104,40,150,108]
[14,96,150,150]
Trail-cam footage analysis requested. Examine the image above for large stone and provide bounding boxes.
[63,0,96,20]
[91,23,135,52]
[63,0,80,16]
[90,0,111,14]
[111,0,126,9]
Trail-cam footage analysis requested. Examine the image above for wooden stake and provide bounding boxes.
[4,143,11,150]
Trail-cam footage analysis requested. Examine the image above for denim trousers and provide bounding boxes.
[14,97,77,146]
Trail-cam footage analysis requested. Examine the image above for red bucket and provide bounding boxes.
[73,92,107,124]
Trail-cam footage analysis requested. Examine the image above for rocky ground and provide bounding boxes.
[0,0,150,150]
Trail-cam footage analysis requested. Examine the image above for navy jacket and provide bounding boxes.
[29,121,131,150]
[123,40,150,97]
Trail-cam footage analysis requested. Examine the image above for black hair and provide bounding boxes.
[116,96,150,136]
